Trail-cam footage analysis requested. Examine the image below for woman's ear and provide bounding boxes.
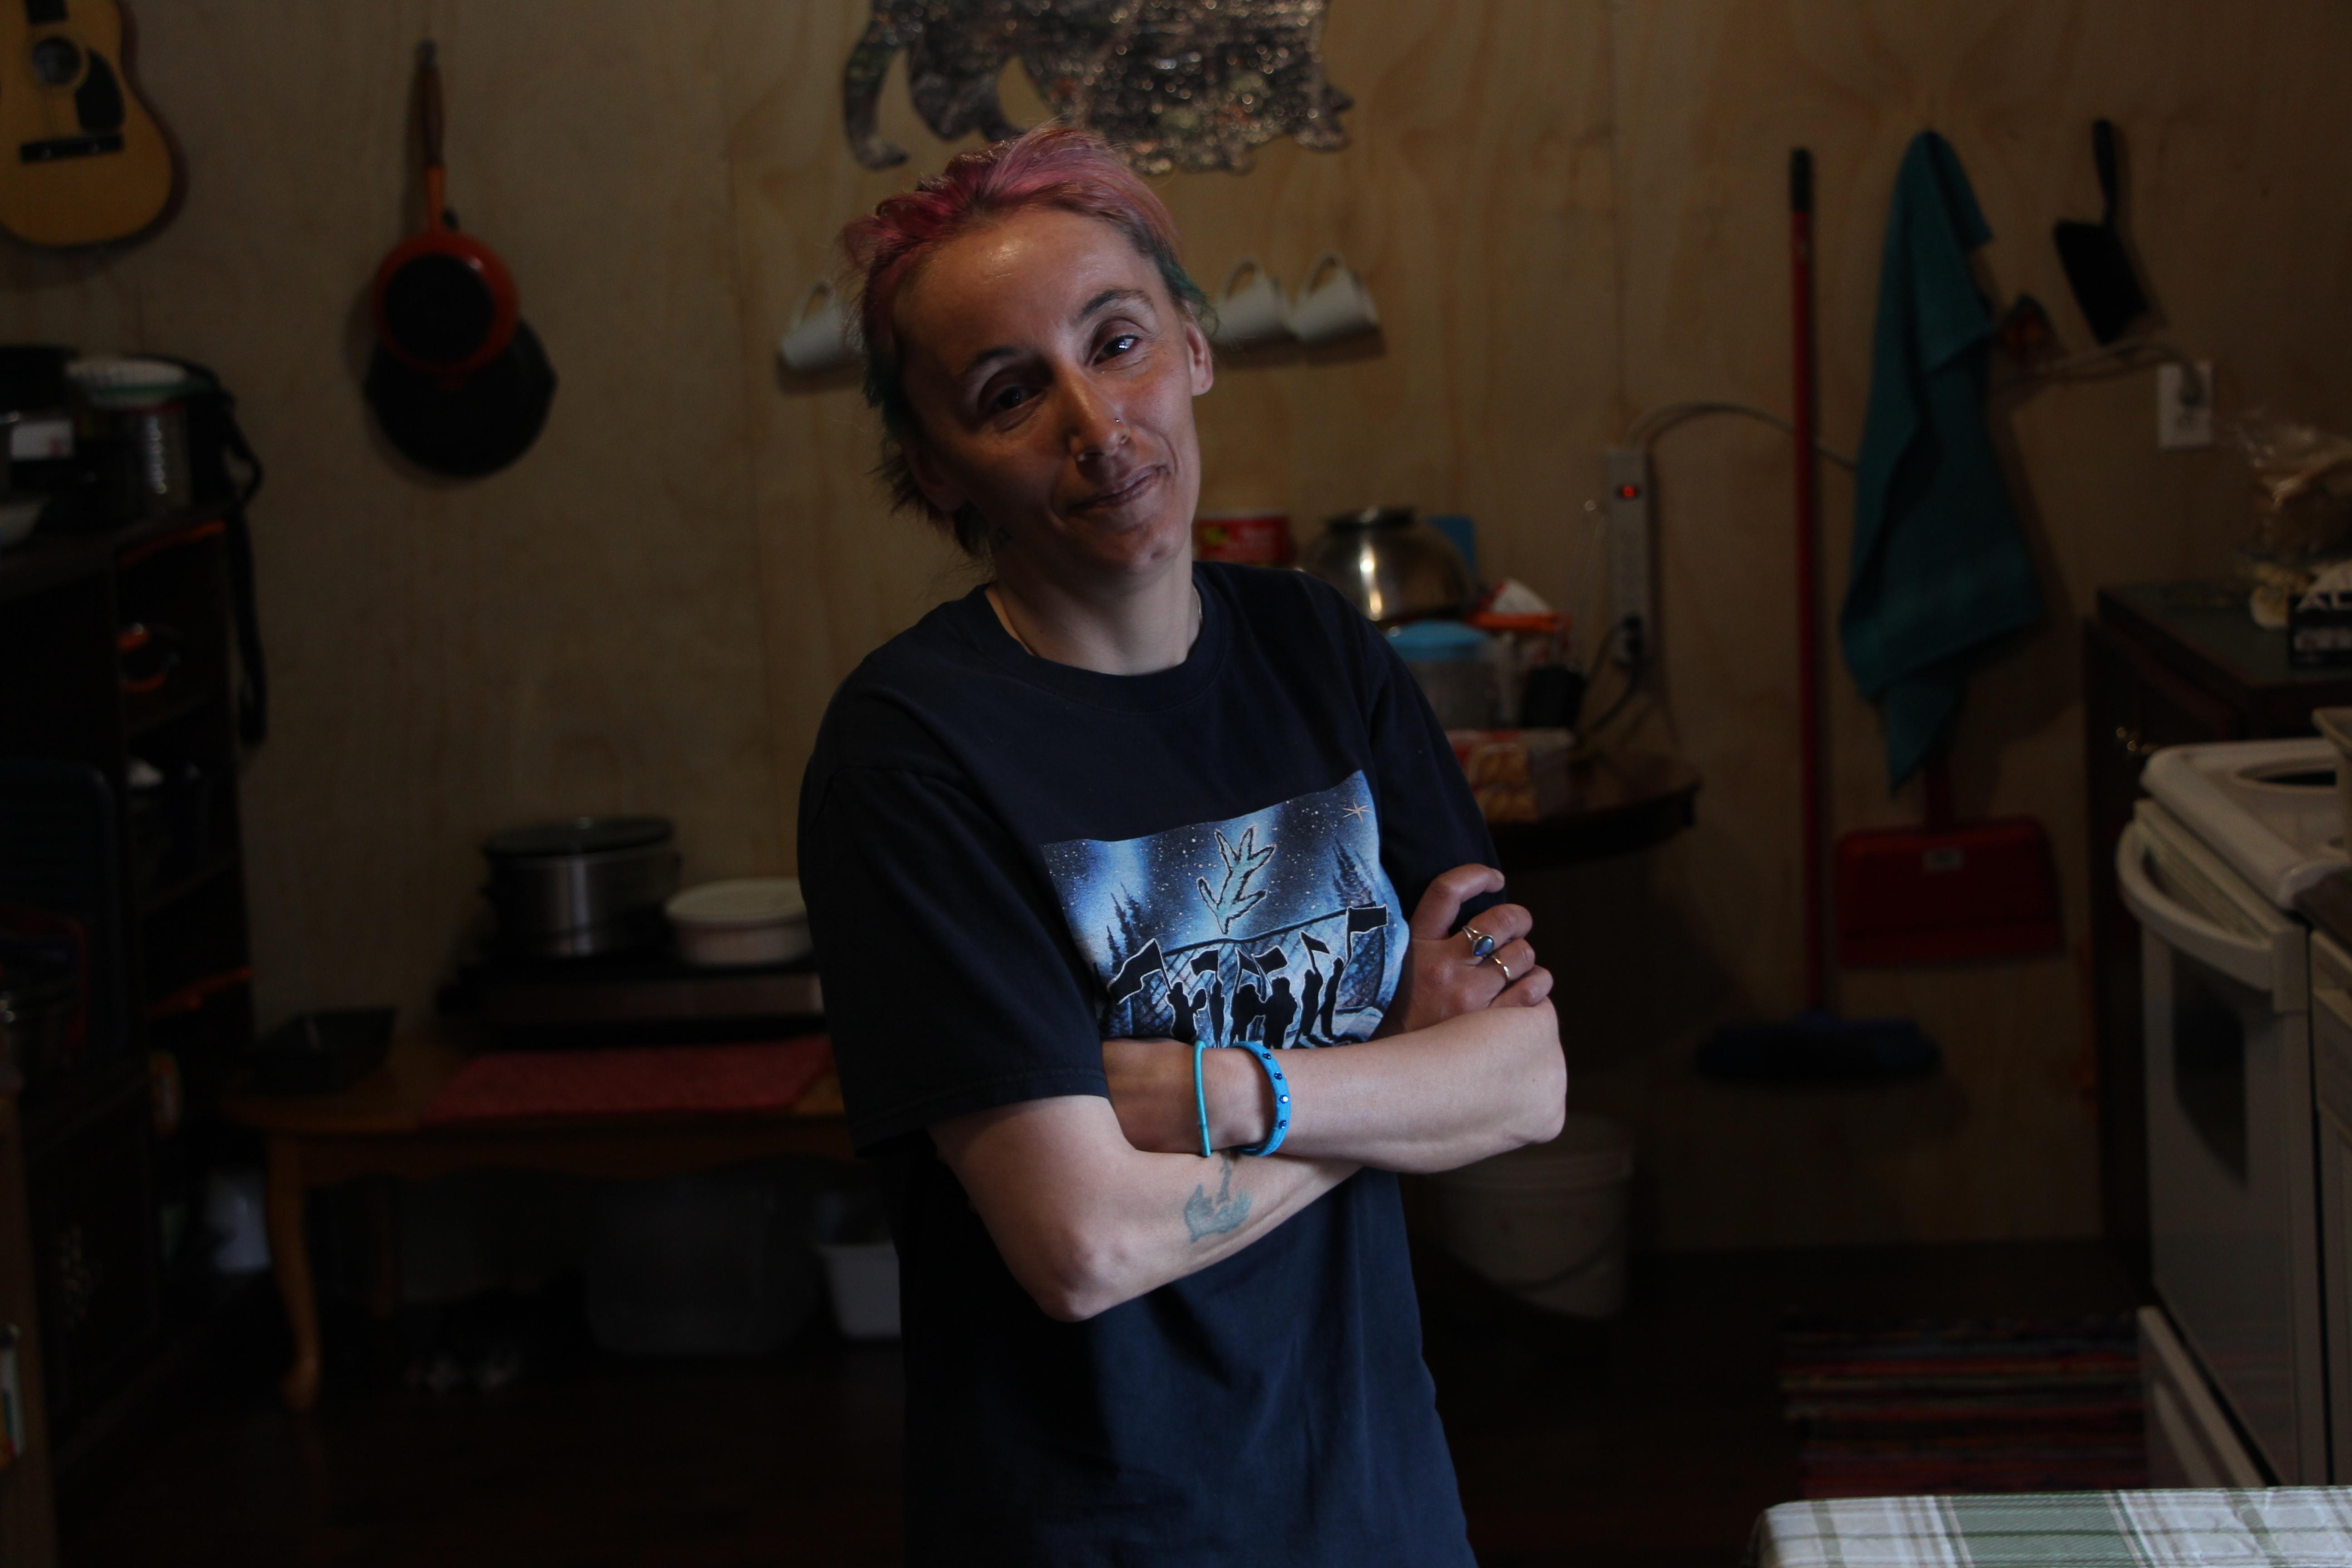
[1183,313,1215,397]
[903,437,966,519]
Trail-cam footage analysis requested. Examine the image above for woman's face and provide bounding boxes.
[893,206,1214,582]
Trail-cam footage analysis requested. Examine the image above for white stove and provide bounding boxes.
[2142,739,2347,905]
[2120,737,2351,1485]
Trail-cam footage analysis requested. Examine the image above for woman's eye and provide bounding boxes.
[1099,333,1140,361]
[988,385,1034,415]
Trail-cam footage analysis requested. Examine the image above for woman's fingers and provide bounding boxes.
[1484,937,1538,993]
[1491,964,1554,1008]
[1409,863,1506,939]
[1461,902,1532,953]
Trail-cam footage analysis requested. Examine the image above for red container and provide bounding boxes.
[1834,813,2062,966]
[1194,512,1292,566]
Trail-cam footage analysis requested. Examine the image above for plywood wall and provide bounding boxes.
[5,0,2346,1248]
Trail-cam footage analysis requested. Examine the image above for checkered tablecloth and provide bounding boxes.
[1749,1490,2352,1567]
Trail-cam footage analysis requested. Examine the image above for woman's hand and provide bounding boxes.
[1377,864,1550,1037]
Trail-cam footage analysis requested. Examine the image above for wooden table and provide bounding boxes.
[221,1035,853,1412]
[1489,750,1701,873]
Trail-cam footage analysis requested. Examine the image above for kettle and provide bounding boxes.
[1299,507,1473,624]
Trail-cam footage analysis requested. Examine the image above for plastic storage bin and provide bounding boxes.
[582,1164,816,1356]
[1428,1114,1633,1317]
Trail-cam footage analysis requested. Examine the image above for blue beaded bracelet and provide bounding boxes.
[1233,1043,1293,1157]
[1192,1039,1212,1158]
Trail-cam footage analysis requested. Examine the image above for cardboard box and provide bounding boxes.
[1447,729,1574,823]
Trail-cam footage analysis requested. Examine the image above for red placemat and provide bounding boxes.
[421,1037,833,1126]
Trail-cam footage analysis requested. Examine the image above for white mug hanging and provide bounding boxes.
[778,279,861,374]
[1207,255,1290,351]
[1287,250,1380,345]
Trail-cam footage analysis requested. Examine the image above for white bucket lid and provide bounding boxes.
[67,355,200,409]
[1436,1113,1633,1189]
[666,877,805,928]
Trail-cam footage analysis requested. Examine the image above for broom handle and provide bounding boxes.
[1792,148,1826,1011]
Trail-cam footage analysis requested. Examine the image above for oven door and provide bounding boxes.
[2118,803,2323,1481]
[2310,932,2352,1481]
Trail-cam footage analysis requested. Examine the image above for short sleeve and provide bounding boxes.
[1361,632,1502,924]
[802,764,1109,1153]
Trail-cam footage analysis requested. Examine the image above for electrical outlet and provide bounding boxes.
[2158,361,2215,451]
[1603,446,1651,666]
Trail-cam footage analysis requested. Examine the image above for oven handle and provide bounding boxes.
[2116,822,2275,993]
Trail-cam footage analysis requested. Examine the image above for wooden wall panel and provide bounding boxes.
[33,1,788,1014]
[0,0,2342,1247]
[1590,0,2352,1246]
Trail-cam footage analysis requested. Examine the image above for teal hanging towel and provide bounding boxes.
[1840,131,2042,790]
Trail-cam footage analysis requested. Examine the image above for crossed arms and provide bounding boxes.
[932,865,1568,1322]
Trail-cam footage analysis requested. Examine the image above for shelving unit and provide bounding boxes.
[0,506,255,1482]
[0,1083,58,1568]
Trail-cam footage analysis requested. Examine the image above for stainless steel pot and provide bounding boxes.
[1299,506,1472,624]
[483,816,681,958]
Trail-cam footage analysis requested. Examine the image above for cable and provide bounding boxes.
[1622,400,1858,470]
[1583,617,1630,678]
[1991,336,2198,397]
[1576,652,1645,742]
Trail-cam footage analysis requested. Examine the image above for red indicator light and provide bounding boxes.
[1616,483,1641,500]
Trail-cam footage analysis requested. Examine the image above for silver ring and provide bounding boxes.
[1494,958,1514,983]
[1463,925,1497,960]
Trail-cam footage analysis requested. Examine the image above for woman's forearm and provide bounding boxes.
[1206,1001,1565,1172]
[935,1094,1360,1322]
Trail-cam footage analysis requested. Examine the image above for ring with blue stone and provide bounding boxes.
[1463,924,1498,961]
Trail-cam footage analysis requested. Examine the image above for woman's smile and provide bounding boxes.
[1067,463,1162,517]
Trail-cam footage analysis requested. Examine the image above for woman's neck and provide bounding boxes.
[987,551,1199,676]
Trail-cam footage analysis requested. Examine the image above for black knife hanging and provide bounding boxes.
[2053,118,2150,344]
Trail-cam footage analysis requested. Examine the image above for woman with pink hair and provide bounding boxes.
[800,125,1565,1565]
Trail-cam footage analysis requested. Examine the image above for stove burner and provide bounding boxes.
[2237,764,2338,790]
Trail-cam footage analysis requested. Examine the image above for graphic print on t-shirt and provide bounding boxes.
[1042,771,1404,1047]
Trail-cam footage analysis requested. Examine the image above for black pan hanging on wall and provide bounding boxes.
[365,41,554,477]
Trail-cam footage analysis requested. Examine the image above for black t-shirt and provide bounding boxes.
[798,561,1496,1567]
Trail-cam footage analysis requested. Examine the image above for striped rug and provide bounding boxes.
[1778,1316,2147,1497]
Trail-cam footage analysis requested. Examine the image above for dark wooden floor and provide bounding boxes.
[60,1239,2139,1568]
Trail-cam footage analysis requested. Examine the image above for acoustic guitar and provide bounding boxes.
[0,0,171,246]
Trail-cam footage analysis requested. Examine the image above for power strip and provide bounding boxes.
[1604,446,1651,666]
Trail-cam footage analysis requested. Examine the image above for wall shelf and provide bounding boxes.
[0,497,255,1498]
[137,853,240,921]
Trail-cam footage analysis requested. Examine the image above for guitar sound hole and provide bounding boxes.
[29,35,81,87]
[383,254,499,366]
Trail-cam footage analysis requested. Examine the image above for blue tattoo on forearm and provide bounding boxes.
[1184,1158,1252,1242]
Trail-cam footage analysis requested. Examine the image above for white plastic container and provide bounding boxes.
[0,498,42,551]
[1428,1114,1633,1317]
[202,1168,272,1275]
[812,1189,900,1340]
[817,1241,900,1341]
[666,877,811,967]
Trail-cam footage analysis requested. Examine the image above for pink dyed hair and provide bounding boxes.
[838,125,1207,552]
